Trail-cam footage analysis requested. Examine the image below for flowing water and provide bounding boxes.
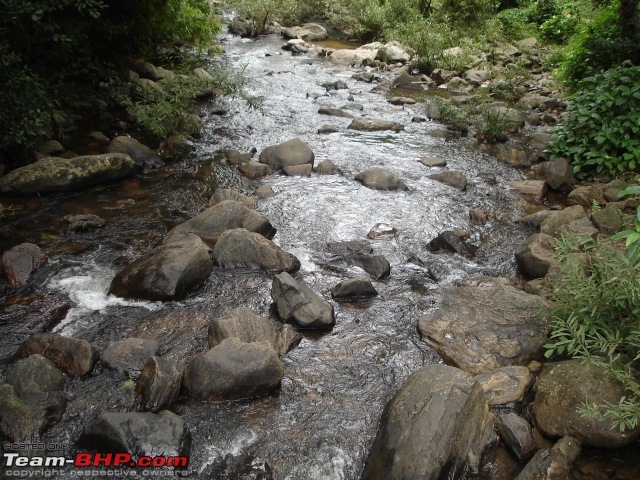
[0,32,547,479]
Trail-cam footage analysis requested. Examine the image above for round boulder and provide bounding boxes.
[258,138,315,168]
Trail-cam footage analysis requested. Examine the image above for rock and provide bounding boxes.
[2,243,47,289]
[474,366,533,405]
[352,72,375,83]
[392,72,424,90]
[431,68,458,84]
[448,76,473,93]
[135,356,182,412]
[209,188,256,209]
[514,210,554,230]
[255,185,274,198]
[331,276,378,299]
[429,170,468,191]
[515,437,581,480]
[355,167,408,191]
[107,136,162,169]
[131,60,175,82]
[568,185,606,207]
[317,107,354,118]
[167,200,275,246]
[542,158,574,191]
[318,124,339,134]
[531,360,640,448]
[208,307,301,355]
[515,233,557,279]
[271,272,335,329]
[37,140,64,156]
[258,138,315,168]
[540,205,586,236]
[282,23,328,41]
[388,97,416,105]
[348,253,391,280]
[225,148,255,165]
[182,337,284,401]
[322,80,348,90]
[283,164,312,177]
[6,354,64,396]
[591,205,622,235]
[63,214,106,232]
[89,131,110,145]
[347,118,404,132]
[498,147,532,167]
[239,161,272,179]
[213,228,300,273]
[102,338,160,372]
[560,216,599,240]
[362,365,495,480]
[375,41,411,63]
[418,278,547,375]
[80,410,190,458]
[328,48,378,65]
[496,413,535,460]
[507,180,547,199]
[519,93,548,109]
[228,18,253,37]
[419,157,447,167]
[469,209,489,225]
[15,333,99,379]
[427,231,477,259]
[109,236,214,301]
[464,69,491,86]
[367,223,397,239]
[282,39,309,54]
[315,159,340,174]
[412,116,427,123]
[0,153,138,194]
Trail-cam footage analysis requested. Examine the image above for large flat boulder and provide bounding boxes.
[271,272,335,329]
[348,118,404,132]
[258,138,314,168]
[282,23,328,41]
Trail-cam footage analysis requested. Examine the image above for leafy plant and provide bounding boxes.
[610,182,640,264]
[474,104,510,142]
[539,14,579,43]
[496,8,534,39]
[432,97,470,134]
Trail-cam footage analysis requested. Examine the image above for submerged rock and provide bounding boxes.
[318,107,354,118]
[347,118,404,132]
[428,170,468,191]
[209,188,257,209]
[427,230,477,258]
[271,272,335,329]
[63,214,106,232]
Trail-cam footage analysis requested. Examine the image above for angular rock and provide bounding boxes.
[331,276,378,299]
[474,366,533,405]
[448,76,472,93]
[109,236,214,301]
[282,23,328,41]
[560,216,599,240]
[321,80,348,90]
[318,107,354,118]
[419,157,447,167]
[107,136,162,169]
[318,124,339,134]
[0,384,58,441]
[135,356,182,412]
[283,164,312,177]
[102,338,160,372]
[427,231,477,258]
[498,147,532,167]
[182,338,284,401]
[429,170,468,191]
[515,437,581,480]
[348,253,391,280]
[258,138,315,168]
[591,205,623,235]
[496,413,535,460]
[418,278,547,375]
[282,39,309,54]
[328,48,378,65]
[224,148,255,165]
[507,180,547,198]
[63,214,106,232]
[239,161,272,179]
[568,185,606,207]
[531,360,640,448]
[431,68,458,84]
[209,188,257,209]
[212,228,300,273]
[2,243,46,289]
[315,159,340,174]
[355,167,408,191]
[15,333,99,379]
[464,69,491,86]
[348,118,404,132]
[515,233,557,279]
[514,210,554,230]
[542,158,574,191]
[540,205,586,236]
[255,185,274,198]
[271,272,335,329]
[375,41,411,63]
[362,365,495,480]
[167,200,275,246]
[6,354,64,396]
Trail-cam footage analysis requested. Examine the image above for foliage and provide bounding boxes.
[610,182,640,264]
[549,62,640,179]
[496,8,533,39]
[474,104,511,142]
[490,59,531,102]
[527,0,560,24]
[230,0,305,35]
[432,97,470,134]
[539,14,579,43]
[543,235,640,432]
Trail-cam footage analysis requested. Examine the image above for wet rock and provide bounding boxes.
[107,136,162,169]
[131,60,174,82]
[542,158,574,191]
[388,97,416,105]
[327,240,372,254]
[348,118,404,132]
[213,228,300,273]
[514,210,554,230]
[209,188,256,209]
[431,68,458,84]
[427,231,477,258]
[283,164,312,177]
[282,23,328,41]
[135,356,182,412]
[271,272,335,329]
[519,93,548,110]
[228,18,253,37]
[6,354,64,396]
[515,233,557,279]
[318,124,339,134]
[322,80,348,90]
[591,205,623,235]
[63,214,106,232]
[80,410,190,458]
[239,161,272,179]
[474,366,533,405]
[102,338,160,372]
[208,307,301,355]
[224,149,255,165]
[496,413,535,460]
[109,236,214,301]
[498,147,532,167]
[352,72,375,83]
[393,72,425,90]
[469,209,489,225]
[331,276,378,299]
[419,157,447,167]
[318,107,354,118]
[355,167,408,191]
[418,277,547,375]
[15,333,99,379]
[167,200,275,246]
[477,172,497,184]
[89,131,110,145]
[367,223,397,239]
[515,436,581,480]
[507,180,547,199]
[348,253,391,280]
[255,185,274,198]
[531,360,640,448]
[259,138,315,168]
[560,216,599,239]
[182,337,284,401]
[282,39,309,54]
[315,159,340,174]
[0,384,64,442]
[540,205,586,236]
[362,365,495,480]
[429,170,468,191]
[37,140,64,156]
[568,185,606,207]
[2,243,47,289]
[412,116,427,123]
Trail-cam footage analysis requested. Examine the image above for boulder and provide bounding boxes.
[331,276,378,299]
[63,214,106,232]
[2,243,47,289]
[282,39,309,54]
[514,210,554,230]
[321,80,348,90]
[208,307,301,355]
[431,68,458,84]
[107,136,162,169]
[464,69,491,86]
[15,333,99,379]
[327,241,372,255]
[239,161,272,179]
[224,148,255,165]
[375,41,411,63]
[135,356,182,413]
[540,205,586,236]
[531,360,640,448]
[427,231,477,259]
[388,97,416,106]
[367,223,397,239]
[419,157,447,167]
[255,185,274,198]
[281,23,328,41]
[355,168,408,191]
[271,272,335,329]
[131,60,175,82]
[318,107,354,118]
[212,228,300,273]
[560,216,599,240]
[318,124,339,134]
[0,384,65,442]
[507,180,547,199]
[393,72,424,90]
[283,164,312,177]
[37,140,64,156]
[348,253,391,280]
[568,185,606,207]
[429,170,468,191]
[418,278,547,375]
[362,365,495,480]
[0,154,138,194]
[348,118,404,132]
[469,209,489,225]
[258,138,314,168]
[591,205,623,235]
[515,437,581,480]
[498,147,532,167]
[209,188,256,209]
[514,233,557,279]
[496,413,535,460]
[167,200,276,246]
[80,410,190,458]
[102,338,160,372]
[328,48,378,65]
[109,236,214,301]
[182,338,284,401]
[542,158,574,191]
[315,159,340,174]
[448,76,473,93]
[5,354,64,396]
[474,366,533,406]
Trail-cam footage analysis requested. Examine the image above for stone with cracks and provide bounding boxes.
[514,437,581,480]
[474,366,533,406]
[540,205,586,236]
[429,170,468,191]
[101,338,160,372]
[496,413,535,460]
[209,189,256,209]
[348,253,391,280]
[514,233,557,279]
[135,356,183,413]
[271,272,335,329]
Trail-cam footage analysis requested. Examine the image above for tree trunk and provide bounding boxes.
[619,0,640,64]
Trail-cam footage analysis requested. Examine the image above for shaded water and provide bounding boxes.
[0,33,542,479]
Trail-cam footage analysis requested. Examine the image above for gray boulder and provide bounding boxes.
[474,366,533,406]
[135,356,183,413]
[560,216,599,240]
[540,205,586,236]
[542,158,574,191]
[107,136,162,169]
[567,185,606,207]
[225,148,255,165]
[464,69,491,86]
[182,338,284,401]
[429,170,468,191]
[2,243,46,289]
[362,365,495,480]
[355,168,408,191]
[6,354,64,396]
[209,189,256,209]
[318,107,354,118]
[331,276,378,299]
[419,157,447,167]
[63,214,105,232]
[282,23,328,41]
[239,161,272,179]
[427,230,477,259]
[515,233,557,279]
[348,118,404,132]
[283,164,312,177]
[0,384,65,442]
[496,413,535,460]
[102,338,160,372]
[591,205,623,235]
[282,39,309,54]
[271,272,335,329]
[315,159,340,174]
[515,437,581,480]
[375,41,411,63]
[318,124,339,134]
[258,138,315,168]
[348,253,391,280]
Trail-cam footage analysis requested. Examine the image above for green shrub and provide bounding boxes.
[432,97,470,134]
[496,8,533,39]
[528,0,560,24]
[611,182,640,264]
[539,14,579,43]
[474,104,510,142]
[549,62,640,179]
